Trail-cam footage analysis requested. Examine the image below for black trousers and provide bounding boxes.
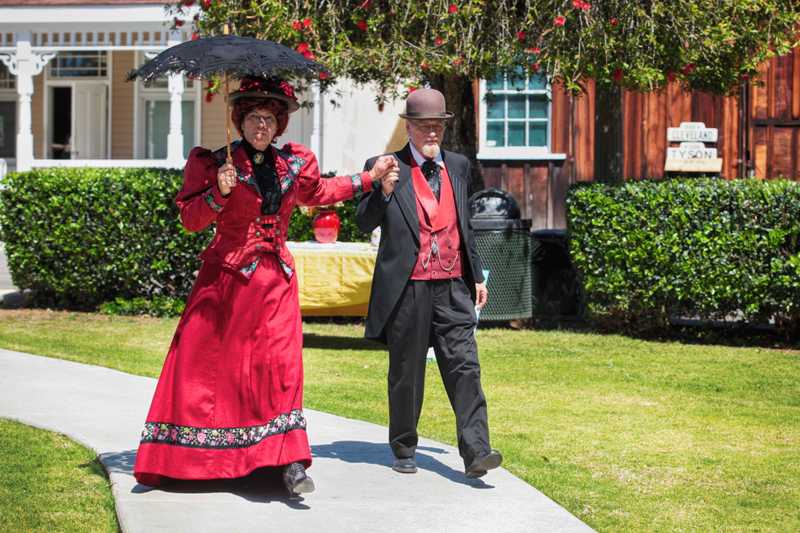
[385,278,491,467]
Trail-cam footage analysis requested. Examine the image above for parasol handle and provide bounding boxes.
[225,72,232,164]
[224,23,232,164]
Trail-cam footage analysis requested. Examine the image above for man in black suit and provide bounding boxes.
[357,88,502,479]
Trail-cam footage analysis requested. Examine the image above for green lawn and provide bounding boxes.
[0,309,798,532]
[0,418,118,532]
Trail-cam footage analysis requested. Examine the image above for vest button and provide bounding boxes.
[256,231,262,237]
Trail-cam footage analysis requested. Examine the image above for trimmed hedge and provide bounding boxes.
[0,167,368,310]
[567,177,800,333]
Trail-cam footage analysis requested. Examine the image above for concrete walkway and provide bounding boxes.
[0,349,593,532]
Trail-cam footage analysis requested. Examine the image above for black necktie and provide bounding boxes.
[421,160,441,201]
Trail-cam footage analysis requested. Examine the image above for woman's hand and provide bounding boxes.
[369,155,400,196]
[217,163,237,197]
[369,155,399,181]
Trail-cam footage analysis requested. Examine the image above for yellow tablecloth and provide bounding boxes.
[287,241,377,316]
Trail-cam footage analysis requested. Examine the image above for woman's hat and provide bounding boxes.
[230,76,300,113]
[399,88,454,120]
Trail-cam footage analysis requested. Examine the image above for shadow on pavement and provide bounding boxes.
[302,333,383,352]
[312,440,494,489]
[101,449,311,508]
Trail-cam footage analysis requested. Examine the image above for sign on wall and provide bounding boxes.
[664,122,723,173]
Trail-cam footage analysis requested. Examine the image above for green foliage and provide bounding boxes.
[183,0,800,97]
[0,168,368,310]
[0,167,211,309]
[567,177,800,334]
[99,296,186,317]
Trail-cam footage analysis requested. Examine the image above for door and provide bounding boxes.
[0,100,15,159]
[72,83,108,159]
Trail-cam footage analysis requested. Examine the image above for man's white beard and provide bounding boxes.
[421,143,440,159]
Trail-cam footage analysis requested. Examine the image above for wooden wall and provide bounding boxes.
[111,51,135,158]
[751,48,800,180]
[479,46,800,230]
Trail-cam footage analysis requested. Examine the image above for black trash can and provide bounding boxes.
[530,229,584,322]
[469,188,532,321]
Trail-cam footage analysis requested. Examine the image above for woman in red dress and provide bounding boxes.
[133,76,397,495]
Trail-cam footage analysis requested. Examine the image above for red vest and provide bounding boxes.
[410,161,463,280]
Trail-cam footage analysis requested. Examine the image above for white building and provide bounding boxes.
[0,0,405,178]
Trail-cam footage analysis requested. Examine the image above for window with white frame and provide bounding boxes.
[137,53,199,159]
[0,62,15,90]
[478,68,553,158]
[49,51,108,79]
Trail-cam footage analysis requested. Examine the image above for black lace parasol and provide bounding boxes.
[127,35,328,86]
[127,34,329,162]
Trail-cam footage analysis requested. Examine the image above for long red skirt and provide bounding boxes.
[133,256,311,487]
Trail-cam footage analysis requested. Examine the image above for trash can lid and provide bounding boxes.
[471,218,532,231]
[469,188,521,220]
[531,229,568,241]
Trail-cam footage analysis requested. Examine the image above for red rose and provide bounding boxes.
[613,68,623,82]
[448,3,458,14]
[408,86,418,93]
[201,0,211,9]
[292,20,303,31]
[533,47,542,55]
[303,18,312,29]
[356,19,368,32]
[572,0,582,8]
[296,42,310,54]
[279,81,296,100]
[434,36,444,46]
[666,71,676,82]
[682,63,695,75]
[205,91,214,103]
[610,17,619,26]
[554,15,566,26]
[516,31,526,42]
[174,19,185,28]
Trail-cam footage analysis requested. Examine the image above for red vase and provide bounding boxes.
[312,208,340,243]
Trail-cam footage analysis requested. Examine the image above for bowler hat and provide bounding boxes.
[399,88,454,119]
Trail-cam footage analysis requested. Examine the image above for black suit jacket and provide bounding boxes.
[357,144,484,342]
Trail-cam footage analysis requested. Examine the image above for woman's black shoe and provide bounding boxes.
[283,462,315,496]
